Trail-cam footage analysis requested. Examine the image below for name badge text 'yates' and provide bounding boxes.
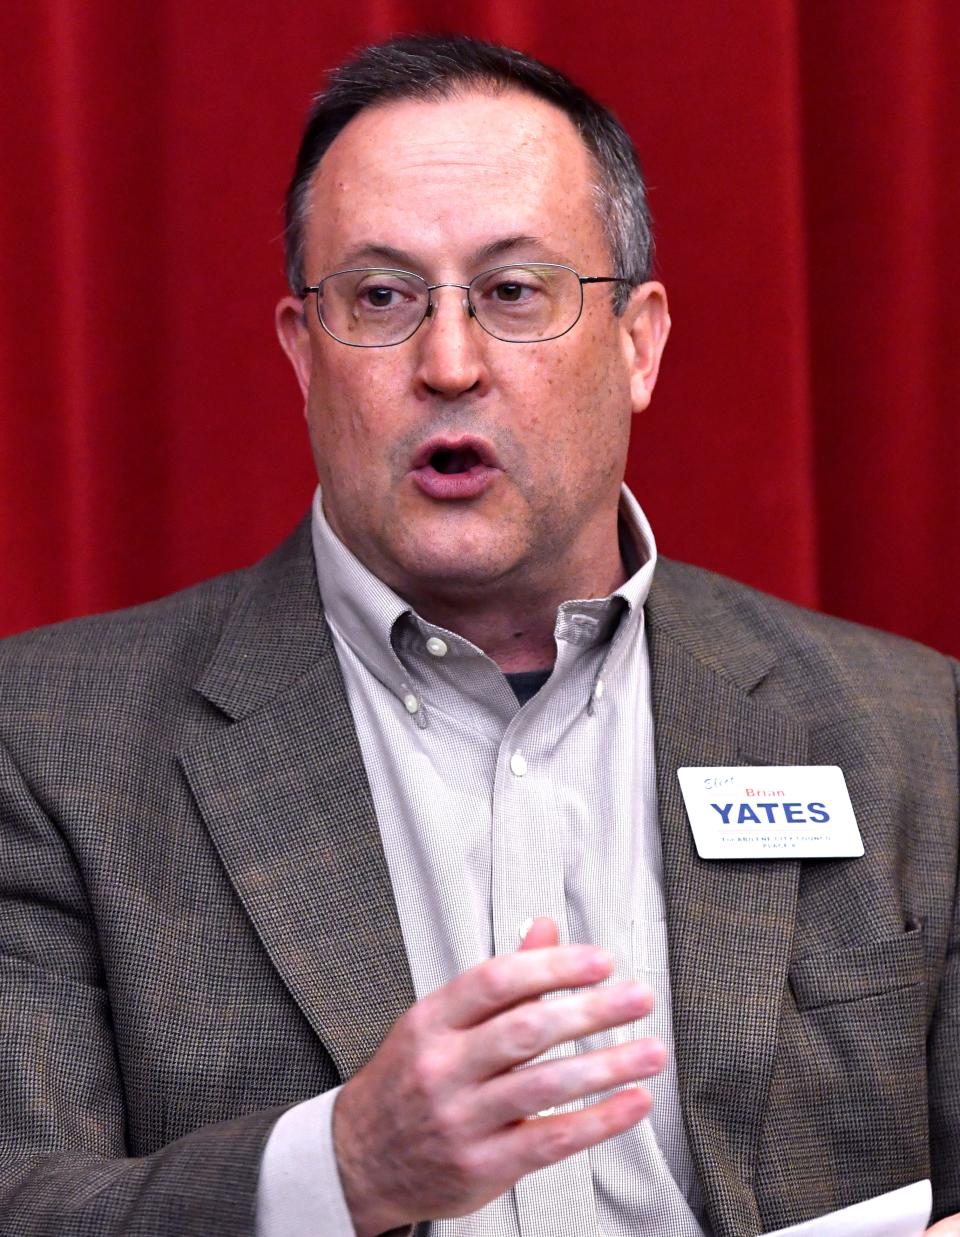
[677,765,864,859]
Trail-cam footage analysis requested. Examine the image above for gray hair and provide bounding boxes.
[283,34,654,313]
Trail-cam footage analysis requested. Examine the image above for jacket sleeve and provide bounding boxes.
[0,738,292,1235]
[926,657,960,1222]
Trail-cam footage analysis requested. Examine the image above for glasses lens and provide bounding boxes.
[469,264,582,342]
[318,269,428,346]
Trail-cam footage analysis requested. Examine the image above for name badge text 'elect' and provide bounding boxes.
[677,765,864,860]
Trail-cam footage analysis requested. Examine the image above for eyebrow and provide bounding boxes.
[472,235,549,265]
[334,234,554,272]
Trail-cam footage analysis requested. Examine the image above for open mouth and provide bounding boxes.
[411,436,501,500]
[430,446,482,474]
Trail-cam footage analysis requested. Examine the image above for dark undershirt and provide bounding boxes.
[504,668,552,705]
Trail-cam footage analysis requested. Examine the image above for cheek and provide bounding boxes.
[537,330,630,438]
[304,393,370,502]
[549,339,634,494]
[306,359,393,458]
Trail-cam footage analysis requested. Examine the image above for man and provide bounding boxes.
[0,33,958,1237]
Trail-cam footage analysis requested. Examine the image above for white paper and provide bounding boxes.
[676,765,864,860]
[760,1179,932,1237]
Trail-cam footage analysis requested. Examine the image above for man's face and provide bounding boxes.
[276,89,669,604]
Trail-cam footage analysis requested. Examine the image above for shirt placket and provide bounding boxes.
[489,668,601,1237]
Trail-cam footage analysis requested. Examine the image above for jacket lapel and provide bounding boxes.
[647,562,809,1237]
[178,521,414,1081]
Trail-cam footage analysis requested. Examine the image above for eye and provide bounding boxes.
[492,280,529,303]
[349,272,423,313]
[357,283,409,310]
[473,266,550,312]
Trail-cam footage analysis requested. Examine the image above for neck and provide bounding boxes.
[400,558,628,673]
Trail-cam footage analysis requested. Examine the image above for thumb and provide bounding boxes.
[518,916,560,951]
[926,1217,960,1235]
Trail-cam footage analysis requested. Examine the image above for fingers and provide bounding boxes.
[472,1036,666,1132]
[427,944,614,1030]
[518,916,559,950]
[492,1085,652,1178]
[461,980,654,1082]
[332,932,662,1235]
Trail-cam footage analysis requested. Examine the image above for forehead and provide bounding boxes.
[305,88,608,270]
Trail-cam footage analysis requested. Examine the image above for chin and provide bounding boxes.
[392,545,519,594]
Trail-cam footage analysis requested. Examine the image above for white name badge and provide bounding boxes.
[677,765,864,860]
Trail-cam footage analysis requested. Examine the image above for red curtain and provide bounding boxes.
[2,1,958,656]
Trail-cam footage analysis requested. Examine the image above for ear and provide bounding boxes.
[275,295,314,401]
[619,282,671,414]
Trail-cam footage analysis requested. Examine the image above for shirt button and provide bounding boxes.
[593,679,605,700]
[425,636,448,657]
[518,916,535,942]
[510,751,527,778]
[403,693,420,714]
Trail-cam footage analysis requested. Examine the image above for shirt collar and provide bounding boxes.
[309,487,411,685]
[612,484,658,611]
[310,483,657,681]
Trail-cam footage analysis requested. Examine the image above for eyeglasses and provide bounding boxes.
[300,263,630,347]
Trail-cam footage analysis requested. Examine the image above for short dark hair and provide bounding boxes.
[283,34,654,313]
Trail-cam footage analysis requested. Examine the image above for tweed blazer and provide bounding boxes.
[0,518,957,1236]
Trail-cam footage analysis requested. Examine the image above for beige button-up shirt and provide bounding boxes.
[257,486,707,1237]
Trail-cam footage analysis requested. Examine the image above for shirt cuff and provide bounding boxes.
[256,1087,356,1237]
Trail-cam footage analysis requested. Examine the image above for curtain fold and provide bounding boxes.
[799,2,960,651]
[2,1,957,655]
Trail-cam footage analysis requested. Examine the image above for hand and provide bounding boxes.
[332,917,664,1236]
[927,1215,960,1234]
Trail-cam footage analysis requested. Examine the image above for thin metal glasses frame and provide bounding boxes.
[299,263,630,347]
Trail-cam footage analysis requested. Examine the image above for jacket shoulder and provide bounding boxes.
[653,561,959,717]
[0,566,245,691]
[654,557,958,684]
[0,520,317,741]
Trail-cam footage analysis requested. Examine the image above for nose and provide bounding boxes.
[413,284,487,399]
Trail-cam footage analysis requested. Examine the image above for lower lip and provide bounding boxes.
[412,464,500,500]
